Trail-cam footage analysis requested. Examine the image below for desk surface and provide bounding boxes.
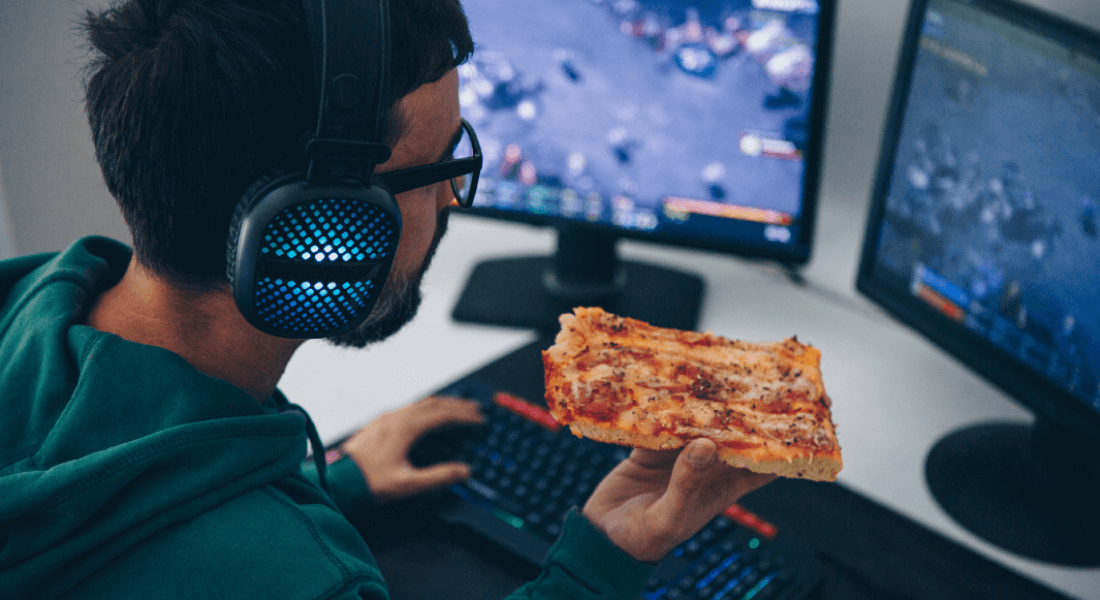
[279,209,1100,600]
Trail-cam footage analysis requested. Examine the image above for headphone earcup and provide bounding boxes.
[226,170,295,286]
[227,172,402,339]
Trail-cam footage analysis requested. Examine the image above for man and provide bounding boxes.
[0,0,773,598]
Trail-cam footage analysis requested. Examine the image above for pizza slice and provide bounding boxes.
[542,307,842,482]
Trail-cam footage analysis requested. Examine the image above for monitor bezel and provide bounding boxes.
[455,0,839,267]
[856,0,1100,442]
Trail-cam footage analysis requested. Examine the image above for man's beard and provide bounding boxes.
[325,208,450,349]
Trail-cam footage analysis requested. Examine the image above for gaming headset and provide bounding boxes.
[226,0,400,339]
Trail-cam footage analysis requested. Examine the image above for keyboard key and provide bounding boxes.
[542,504,563,522]
[770,569,794,593]
[699,528,718,545]
[464,478,497,500]
[684,540,704,558]
[751,584,777,600]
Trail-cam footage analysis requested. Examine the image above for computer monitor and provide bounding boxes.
[450,0,835,332]
[857,0,1100,566]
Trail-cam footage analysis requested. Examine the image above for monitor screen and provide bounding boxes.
[860,0,1100,422]
[457,0,832,264]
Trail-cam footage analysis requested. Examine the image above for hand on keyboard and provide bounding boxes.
[340,396,485,505]
[582,438,776,563]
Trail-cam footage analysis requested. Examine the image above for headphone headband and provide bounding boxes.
[302,0,392,182]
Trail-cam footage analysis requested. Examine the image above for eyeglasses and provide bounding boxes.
[376,118,482,208]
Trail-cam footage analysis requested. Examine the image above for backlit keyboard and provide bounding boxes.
[409,379,823,600]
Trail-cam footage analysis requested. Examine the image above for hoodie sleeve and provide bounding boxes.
[505,510,657,600]
[301,453,375,515]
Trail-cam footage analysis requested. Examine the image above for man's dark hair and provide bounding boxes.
[82,0,474,289]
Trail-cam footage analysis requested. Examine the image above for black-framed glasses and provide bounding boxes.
[377,118,482,208]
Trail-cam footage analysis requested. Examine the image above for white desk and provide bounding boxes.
[280,205,1100,600]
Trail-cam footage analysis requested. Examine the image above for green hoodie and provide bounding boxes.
[0,237,654,599]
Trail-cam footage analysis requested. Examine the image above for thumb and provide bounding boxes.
[402,462,472,495]
[666,438,719,504]
[646,439,720,543]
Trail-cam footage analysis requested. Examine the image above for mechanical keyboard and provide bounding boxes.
[409,379,824,600]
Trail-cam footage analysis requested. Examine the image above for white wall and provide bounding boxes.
[0,0,1097,258]
[0,164,13,260]
[0,0,125,256]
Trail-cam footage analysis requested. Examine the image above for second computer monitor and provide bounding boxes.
[857,0,1100,565]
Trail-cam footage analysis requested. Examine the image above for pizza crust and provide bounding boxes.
[567,420,686,451]
[567,421,842,482]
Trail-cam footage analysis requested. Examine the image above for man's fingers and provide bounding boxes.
[401,462,471,496]
[403,398,483,439]
[664,438,778,511]
[415,394,469,406]
[666,438,718,496]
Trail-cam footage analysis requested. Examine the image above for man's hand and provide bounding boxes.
[341,396,483,505]
[582,438,776,563]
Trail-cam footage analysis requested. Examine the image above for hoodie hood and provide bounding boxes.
[0,237,310,599]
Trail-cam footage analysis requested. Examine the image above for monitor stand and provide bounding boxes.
[452,226,705,333]
[924,417,1100,566]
